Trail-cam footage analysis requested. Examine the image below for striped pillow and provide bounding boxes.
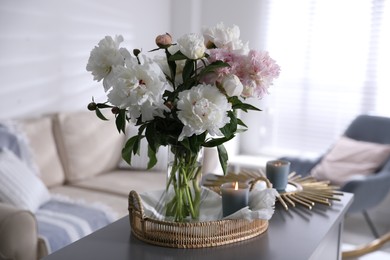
[0,148,50,212]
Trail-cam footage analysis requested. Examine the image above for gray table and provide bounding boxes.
[43,193,353,260]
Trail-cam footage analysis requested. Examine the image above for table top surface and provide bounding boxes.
[43,192,353,260]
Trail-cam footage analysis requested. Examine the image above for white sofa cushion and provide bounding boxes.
[22,116,66,187]
[53,111,125,182]
[0,148,51,213]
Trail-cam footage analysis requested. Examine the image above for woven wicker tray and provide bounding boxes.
[128,190,268,248]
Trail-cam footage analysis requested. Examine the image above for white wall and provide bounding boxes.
[0,0,171,120]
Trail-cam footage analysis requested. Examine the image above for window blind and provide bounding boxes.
[240,0,390,158]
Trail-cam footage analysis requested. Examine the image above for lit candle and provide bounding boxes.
[221,182,249,217]
[266,160,290,191]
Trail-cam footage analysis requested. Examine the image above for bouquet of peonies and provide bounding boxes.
[86,22,280,221]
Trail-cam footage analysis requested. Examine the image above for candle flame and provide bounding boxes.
[234,181,238,190]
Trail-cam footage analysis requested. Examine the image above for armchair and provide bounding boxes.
[280,114,390,238]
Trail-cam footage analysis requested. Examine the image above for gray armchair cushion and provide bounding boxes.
[279,115,390,213]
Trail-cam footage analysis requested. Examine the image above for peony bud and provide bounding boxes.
[155,33,172,48]
[133,49,141,57]
[221,74,243,97]
[164,101,174,110]
[87,102,97,111]
[111,107,120,114]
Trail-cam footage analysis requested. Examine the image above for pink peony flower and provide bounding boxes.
[239,50,280,98]
[206,49,280,99]
[207,49,240,79]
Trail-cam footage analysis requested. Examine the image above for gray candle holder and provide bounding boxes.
[266,160,290,192]
[221,182,249,217]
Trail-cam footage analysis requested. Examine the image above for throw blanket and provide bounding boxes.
[36,198,115,254]
[0,120,116,254]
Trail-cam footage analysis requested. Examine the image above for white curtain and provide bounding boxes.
[240,0,390,158]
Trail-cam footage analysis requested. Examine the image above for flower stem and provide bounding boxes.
[165,145,202,222]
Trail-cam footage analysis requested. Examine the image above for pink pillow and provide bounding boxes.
[310,136,390,186]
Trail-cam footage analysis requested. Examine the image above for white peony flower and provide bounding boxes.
[177,33,206,60]
[221,74,243,97]
[177,84,231,141]
[107,55,169,123]
[203,22,248,53]
[86,35,126,91]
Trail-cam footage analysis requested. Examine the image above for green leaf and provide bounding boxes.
[180,138,191,151]
[220,111,238,138]
[147,145,158,169]
[188,132,206,153]
[176,77,197,92]
[217,144,228,175]
[145,123,157,153]
[199,60,230,77]
[122,135,140,165]
[137,124,147,136]
[203,135,235,147]
[228,96,240,107]
[95,107,108,121]
[182,60,194,82]
[233,101,261,113]
[237,118,248,128]
[115,109,127,133]
[238,103,262,112]
[133,137,141,156]
[168,51,188,61]
[228,96,262,112]
[165,49,177,87]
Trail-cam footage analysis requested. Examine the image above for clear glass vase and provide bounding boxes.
[165,145,203,222]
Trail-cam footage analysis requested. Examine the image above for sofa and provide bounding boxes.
[0,110,219,260]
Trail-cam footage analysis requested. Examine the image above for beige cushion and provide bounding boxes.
[53,111,125,183]
[22,116,65,187]
[310,136,390,185]
[70,170,166,196]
